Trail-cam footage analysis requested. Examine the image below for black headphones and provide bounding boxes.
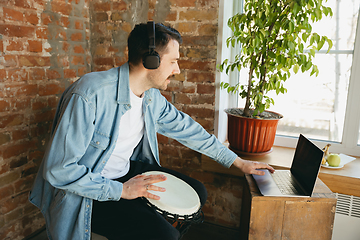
[142,21,161,69]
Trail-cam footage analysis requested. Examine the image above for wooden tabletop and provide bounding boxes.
[202,146,360,197]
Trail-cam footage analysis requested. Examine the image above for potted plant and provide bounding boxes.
[218,0,333,156]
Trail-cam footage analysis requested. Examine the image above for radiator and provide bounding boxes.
[332,193,360,240]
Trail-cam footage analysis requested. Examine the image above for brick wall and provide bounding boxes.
[0,0,243,239]
[0,0,91,239]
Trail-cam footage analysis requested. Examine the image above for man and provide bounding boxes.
[29,22,274,240]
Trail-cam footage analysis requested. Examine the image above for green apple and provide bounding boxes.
[327,153,341,167]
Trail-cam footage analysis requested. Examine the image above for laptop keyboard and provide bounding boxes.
[271,171,302,195]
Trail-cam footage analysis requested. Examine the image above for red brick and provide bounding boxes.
[12,129,28,141]
[11,84,38,97]
[62,41,70,52]
[174,93,191,104]
[169,0,196,7]
[0,185,14,200]
[0,24,35,38]
[46,69,62,79]
[8,69,28,82]
[114,55,126,67]
[0,99,11,112]
[193,94,215,105]
[188,71,215,83]
[95,12,108,22]
[9,157,28,169]
[60,16,70,28]
[160,91,172,102]
[180,9,218,21]
[14,176,34,193]
[41,13,52,25]
[32,99,46,111]
[64,69,76,78]
[29,68,46,80]
[0,222,17,240]
[160,145,180,158]
[178,22,198,34]
[196,118,214,131]
[58,56,70,67]
[73,44,84,54]
[74,20,83,30]
[39,82,64,96]
[0,39,3,52]
[3,55,18,67]
[199,24,218,36]
[187,47,217,60]
[24,11,39,25]
[22,164,38,177]
[93,2,111,11]
[94,57,113,66]
[182,36,217,47]
[77,66,88,76]
[197,83,215,94]
[183,106,214,119]
[4,7,24,21]
[182,85,196,93]
[71,32,83,41]
[72,55,85,65]
[0,192,28,214]
[0,161,9,175]
[113,1,127,10]
[51,1,72,16]
[28,40,42,52]
[53,28,67,40]
[165,11,177,21]
[157,134,169,144]
[14,98,31,110]
[6,39,25,51]
[35,27,49,39]
[14,0,36,9]
[32,109,56,123]
[178,59,214,71]
[18,56,51,67]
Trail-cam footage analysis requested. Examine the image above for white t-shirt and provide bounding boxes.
[100,90,144,179]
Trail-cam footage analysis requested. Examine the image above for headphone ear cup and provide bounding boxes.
[142,51,160,69]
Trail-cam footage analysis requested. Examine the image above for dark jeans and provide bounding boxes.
[91,161,207,240]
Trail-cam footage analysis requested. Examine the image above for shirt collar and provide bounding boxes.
[117,62,130,104]
[117,62,152,105]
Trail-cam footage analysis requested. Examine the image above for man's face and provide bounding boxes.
[146,39,180,91]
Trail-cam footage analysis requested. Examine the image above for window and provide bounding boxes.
[216,0,360,156]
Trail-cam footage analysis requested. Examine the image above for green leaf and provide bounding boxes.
[289,21,295,34]
[317,39,325,51]
[268,51,276,58]
[302,33,309,42]
[293,64,300,74]
[327,38,333,53]
[309,48,316,57]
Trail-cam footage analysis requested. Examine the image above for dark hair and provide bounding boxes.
[127,22,182,67]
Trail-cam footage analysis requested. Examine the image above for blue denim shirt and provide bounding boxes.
[29,63,237,240]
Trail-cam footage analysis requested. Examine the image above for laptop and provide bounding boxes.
[252,134,324,197]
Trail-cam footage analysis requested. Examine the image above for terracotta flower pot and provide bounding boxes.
[226,108,282,157]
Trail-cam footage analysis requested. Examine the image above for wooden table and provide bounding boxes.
[240,174,337,240]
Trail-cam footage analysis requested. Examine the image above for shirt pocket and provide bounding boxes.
[89,131,110,150]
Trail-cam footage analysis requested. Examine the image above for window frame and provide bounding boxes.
[215,0,360,157]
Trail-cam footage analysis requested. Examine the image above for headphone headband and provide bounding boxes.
[147,21,156,50]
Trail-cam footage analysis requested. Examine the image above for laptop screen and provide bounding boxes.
[290,134,324,196]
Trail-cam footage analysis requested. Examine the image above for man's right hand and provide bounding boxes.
[121,174,167,200]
